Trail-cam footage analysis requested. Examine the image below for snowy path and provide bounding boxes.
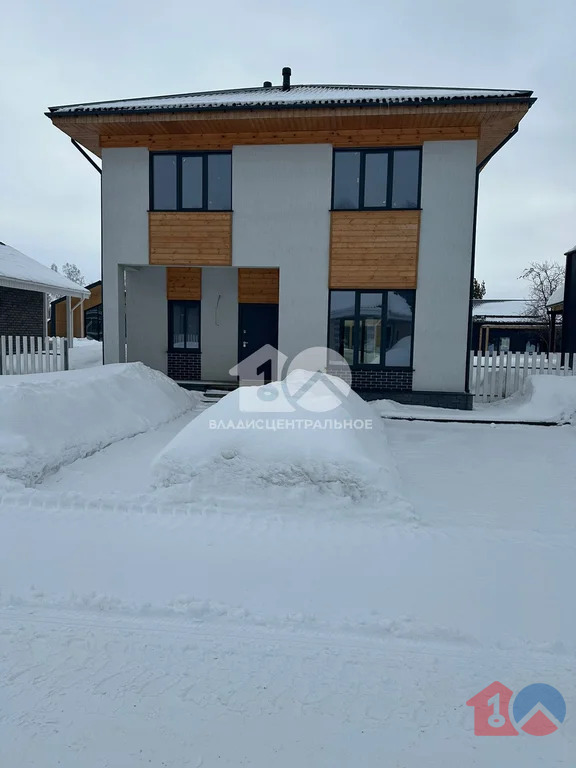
[1,503,573,645]
[1,608,574,767]
[386,420,576,532]
[40,410,198,495]
[35,413,576,534]
[2,413,575,765]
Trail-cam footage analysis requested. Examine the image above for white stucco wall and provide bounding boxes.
[232,145,332,362]
[101,147,149,364]
[412,140,477,392]
[125,266,167,374]
[201,267,238,381]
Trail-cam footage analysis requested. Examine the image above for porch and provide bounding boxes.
[121,265,283,385]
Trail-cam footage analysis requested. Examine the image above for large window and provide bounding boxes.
[328,290,415,368]
[332,149,421,210]
[84,304,103,342]
[168,300,201,352]
[151,152,232,211]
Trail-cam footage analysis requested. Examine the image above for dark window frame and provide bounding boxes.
[150,151,232,212]
[167,299,201,353]
[331,147,422,211]
[328,288,415,370]
[84,303,103,342]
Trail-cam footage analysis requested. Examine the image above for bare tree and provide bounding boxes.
[519,261,564,319]
[61,262,85,286]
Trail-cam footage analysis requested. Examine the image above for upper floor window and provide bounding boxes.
[332,148,421,211]
[151,152,232,212]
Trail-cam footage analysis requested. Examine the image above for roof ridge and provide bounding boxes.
[48,83,534,114]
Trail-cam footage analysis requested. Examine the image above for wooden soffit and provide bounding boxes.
[49,101,533,167]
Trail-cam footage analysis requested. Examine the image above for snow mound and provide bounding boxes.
[69,338,103,370]
[153,370,411,512]
[374,375,576,424]
[0,363,197,485]
[483,375,576,424]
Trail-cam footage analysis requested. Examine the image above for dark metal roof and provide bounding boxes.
[48,84,535,118]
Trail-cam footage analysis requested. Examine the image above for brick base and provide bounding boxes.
[167,352,201,381]
[351,369,413,391]
[0,286,44,338]
[359,390,473,410]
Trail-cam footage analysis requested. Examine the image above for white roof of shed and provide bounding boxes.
[0,242,90,298]
[49,84,533,116]
[472,299,533,318]
[546,285,565,308]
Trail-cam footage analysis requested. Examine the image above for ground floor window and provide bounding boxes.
[328,290,415,368]
[168,300,200,351]
[84,304,103,341]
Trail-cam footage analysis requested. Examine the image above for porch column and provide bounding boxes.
[125,266,167,373]
[65,295,74,348]
[201,267,238,381]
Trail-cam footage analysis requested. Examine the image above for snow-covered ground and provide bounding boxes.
[68,338,103,369]
[0,366,574,766]
[375,374,576,424]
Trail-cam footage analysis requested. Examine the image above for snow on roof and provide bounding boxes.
[0,242,90,298]
[546,284,565,308]
[49,84,534,116]
[472,299,536,321]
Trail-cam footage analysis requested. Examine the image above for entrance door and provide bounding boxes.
[238,303,279,381]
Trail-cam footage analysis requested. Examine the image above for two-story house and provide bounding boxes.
[47,69,534,408]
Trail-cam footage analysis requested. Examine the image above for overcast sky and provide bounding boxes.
[1,0,574,296]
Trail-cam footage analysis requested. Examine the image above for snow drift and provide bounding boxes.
[482,374,576,424]
[0,363,196,485]
[153,370,410,511]
[69,338,103,370]
[374,374,576,424]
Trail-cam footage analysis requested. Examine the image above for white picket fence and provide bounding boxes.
[469,350,576,402]
[0,335,69,375]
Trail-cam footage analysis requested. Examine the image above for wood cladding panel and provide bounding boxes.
[149,212,232,265]
[166,267,202,300]
[53,282,102,337]
[477,112,528,166]
[330,211,420,289]
[101,125,480,151]
[238,269,279,304]
[50,101,531,165]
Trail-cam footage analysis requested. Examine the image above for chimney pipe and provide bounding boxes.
[282,67,291,91]
[263,80,272,89]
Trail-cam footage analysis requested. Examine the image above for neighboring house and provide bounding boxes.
[471,298,549,353]
[546,283,564,352]
[547,242,576,356]
[51,280,103,340]
[47,69,535,408]
[0,241,90,342]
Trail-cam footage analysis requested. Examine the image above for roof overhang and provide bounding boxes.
[48,98,535,169]
[0,275,90,299]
